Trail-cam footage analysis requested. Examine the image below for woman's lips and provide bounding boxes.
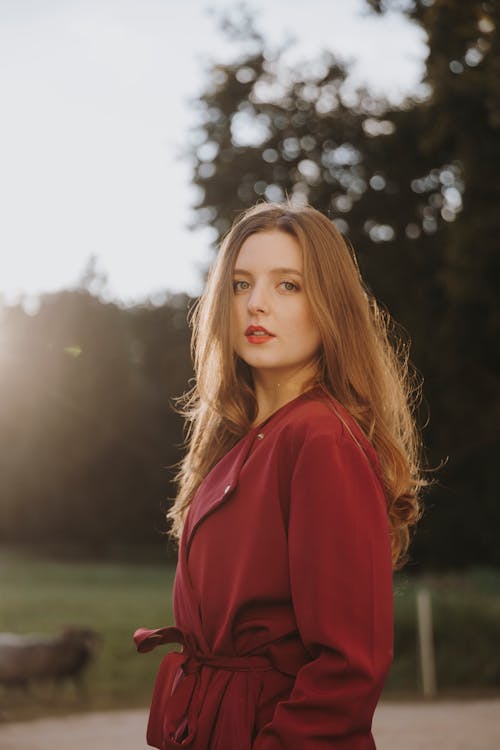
[244,328,276,344]
[245,333,275,344]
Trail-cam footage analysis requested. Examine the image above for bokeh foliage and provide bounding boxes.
[188,0,500,568]
[0,285,192,556]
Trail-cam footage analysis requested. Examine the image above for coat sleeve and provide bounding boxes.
[252,430,394,750]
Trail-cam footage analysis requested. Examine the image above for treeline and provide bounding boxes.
[0,290,193,559]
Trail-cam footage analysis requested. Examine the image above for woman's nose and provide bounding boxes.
[247,283,268,314]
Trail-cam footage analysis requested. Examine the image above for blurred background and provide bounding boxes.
[0,0,499,735]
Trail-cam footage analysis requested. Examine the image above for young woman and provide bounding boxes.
[134,202,423,749]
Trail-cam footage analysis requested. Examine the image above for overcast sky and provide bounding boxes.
[0,0,427,309]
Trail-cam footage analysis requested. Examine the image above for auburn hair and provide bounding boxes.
[167,201,425,569]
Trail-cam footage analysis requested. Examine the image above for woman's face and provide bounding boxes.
[231,229,322,381]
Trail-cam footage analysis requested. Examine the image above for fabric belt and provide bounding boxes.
[134,626,284,748]
[135,625,274,670]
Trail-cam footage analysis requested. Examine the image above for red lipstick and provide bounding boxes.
[245,325,275,344]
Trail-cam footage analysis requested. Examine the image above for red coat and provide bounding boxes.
[134,386,394,749]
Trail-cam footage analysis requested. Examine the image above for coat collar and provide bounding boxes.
[183,387,322,557]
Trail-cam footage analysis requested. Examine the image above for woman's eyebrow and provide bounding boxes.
[233,267,303,276]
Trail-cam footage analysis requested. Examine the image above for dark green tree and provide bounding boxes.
[187,1,500,567]
[0,290,193,558]
[366,0,500,567]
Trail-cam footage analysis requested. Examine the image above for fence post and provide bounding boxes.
[416,587,437,698]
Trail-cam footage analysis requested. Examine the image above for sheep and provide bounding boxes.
[0,627,100,694]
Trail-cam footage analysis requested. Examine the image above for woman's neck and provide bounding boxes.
[251,369,320,428]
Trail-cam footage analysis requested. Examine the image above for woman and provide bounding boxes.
[134,202,423,749]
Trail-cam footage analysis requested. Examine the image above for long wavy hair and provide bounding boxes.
[167,202,426,569]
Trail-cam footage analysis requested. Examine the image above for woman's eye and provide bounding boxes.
[233,280,249,292]
[280,280,299,292]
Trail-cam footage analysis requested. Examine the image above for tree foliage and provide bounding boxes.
[0,289,193,558]
[188,0,500,567]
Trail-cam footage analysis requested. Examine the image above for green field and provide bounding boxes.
[388,567,500,696]
[1,546,499,721]
[0,545,175,721]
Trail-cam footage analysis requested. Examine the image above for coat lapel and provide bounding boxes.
[183,387,322,559]
[184,428,257,557]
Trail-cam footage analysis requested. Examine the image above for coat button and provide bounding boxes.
[256,433,264,440]
[224,484,231,494]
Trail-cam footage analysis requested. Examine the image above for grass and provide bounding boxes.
[1,546,499,721]
[0,545,175,721]
[385,568,500,697]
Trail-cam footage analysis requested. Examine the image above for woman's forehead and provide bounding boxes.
[235,230,302,270]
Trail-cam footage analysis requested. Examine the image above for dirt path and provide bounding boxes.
[0,700,499,749]
[373,699,500,749]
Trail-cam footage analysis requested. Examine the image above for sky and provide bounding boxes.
[0,0,428,309]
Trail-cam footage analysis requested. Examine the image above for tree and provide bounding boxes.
[0,290,193,558]
[187,1,500,567]
[367,0,500,566]
[188,6,449,355]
